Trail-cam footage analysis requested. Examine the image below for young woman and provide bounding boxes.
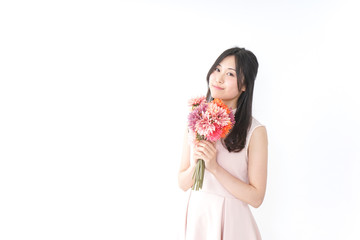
[178,47,268,240]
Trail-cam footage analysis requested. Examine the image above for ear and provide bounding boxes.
[241,86,246,92]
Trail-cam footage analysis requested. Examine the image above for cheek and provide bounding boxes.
[230,78,239,88]
[227,80,240,94]
[229,89,240,96]
[209,74,215,82]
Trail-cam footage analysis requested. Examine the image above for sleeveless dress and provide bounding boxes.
[183,109,265,240]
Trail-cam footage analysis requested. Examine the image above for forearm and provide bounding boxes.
[178,165,196,191]
[212,165,263,208]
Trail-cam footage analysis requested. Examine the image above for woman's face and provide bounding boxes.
[209,55,245,109]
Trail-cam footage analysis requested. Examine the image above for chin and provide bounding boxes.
[210,93,222,99]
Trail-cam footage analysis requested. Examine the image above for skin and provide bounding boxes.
[178,55,268,208]
[209,55,245,109]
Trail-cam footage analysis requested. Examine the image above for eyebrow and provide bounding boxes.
[218,63,236,72]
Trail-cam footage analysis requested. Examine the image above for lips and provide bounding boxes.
[212,85,224,90]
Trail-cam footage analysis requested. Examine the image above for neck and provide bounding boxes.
[220,100,236,110]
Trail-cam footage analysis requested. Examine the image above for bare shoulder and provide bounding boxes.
[249,125,268,149]
[247,118,268,158]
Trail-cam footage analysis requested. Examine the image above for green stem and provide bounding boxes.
[192,159,205,191]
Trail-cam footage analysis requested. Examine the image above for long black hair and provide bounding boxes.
[206,47,259,152]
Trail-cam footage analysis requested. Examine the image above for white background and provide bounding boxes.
[1,0,360,239]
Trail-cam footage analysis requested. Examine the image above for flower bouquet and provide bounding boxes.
[188,96,235,190]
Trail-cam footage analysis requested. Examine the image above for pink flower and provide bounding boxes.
[187,96,235,191]
[188,96,206,108]
[187,97,235,143]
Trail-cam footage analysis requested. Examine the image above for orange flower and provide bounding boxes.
[221,123,232,138]
[212,98,231,114]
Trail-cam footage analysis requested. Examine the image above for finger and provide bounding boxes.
[196,144,210,156]
[194,146,207,158]
[194,147,203,155]
[200,140,216,150]
[197,148,214,163]
[195,144,210,154]
[194,148,202,156]
[193,149,204,159]
[198,141,216,155]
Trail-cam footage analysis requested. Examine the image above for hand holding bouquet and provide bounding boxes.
[188,96,235,190]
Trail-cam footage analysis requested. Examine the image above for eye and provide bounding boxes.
[227,72,235,77]
[214,67,220,72]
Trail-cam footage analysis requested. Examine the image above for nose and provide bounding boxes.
[215,73,224,84]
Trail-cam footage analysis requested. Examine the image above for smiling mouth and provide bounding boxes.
[212,85,224,90]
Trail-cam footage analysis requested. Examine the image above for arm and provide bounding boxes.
[178,127,196,191]
[213,126,268,208]
[197,126,268,208]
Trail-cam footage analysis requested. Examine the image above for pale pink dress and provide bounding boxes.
[183,110,265,240]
